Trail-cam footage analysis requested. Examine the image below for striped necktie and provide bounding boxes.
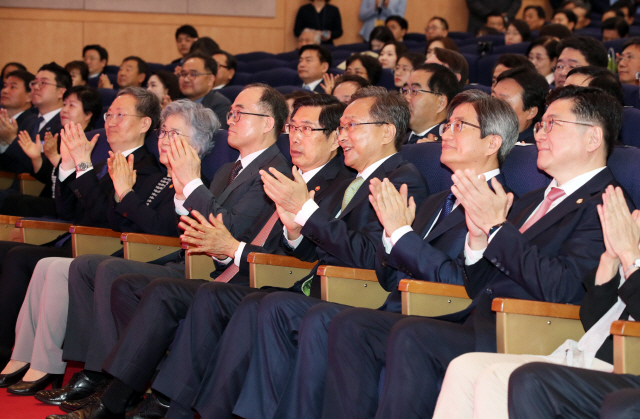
[341,176,365,212]
[227,160,243,187]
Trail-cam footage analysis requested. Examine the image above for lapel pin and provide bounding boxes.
[169,184,174,188]
[315,186,321,191]
[576,198,583,204]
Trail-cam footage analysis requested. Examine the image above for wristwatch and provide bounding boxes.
[76,161,93,171]
[624,258,640,278]
[488,221,507,237]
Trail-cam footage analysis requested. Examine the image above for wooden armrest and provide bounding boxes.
[492,298,583,355]
[399,279,471,317]
[248,252,316,288]
[181,245,214,280]
[121,232,182,262]
[318,265,388,308]
[0,171,15,189]
[17,173,45,196]
[15,219,72,245]
[70,225,122,257]
[0,215,22,242]
[611,320,640,374]
[491,298,580,320]
[16,219,72,231]
[17,173,36,181]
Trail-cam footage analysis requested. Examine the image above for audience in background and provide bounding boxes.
[358,0,407,41]
[425,36,459,56]
[527,36,560,85]
[539,22,573,39]
[345,54,382,85]
[82,45,108,84]
[617,37,640,85]
[297,28,321,49]
[189,37,220,56]
[425,16,449,40]
[565,66,625,105]
[385,15,408,42]
[297,44,332,93]
[425,48,469,86]
[0,70,35,174]
[505,20,532,45]
[554,36,608,87]
[378,41,407,69]
[572,1,592,29]
[602,17,629,41]
[611,0,636,26]
[330,74,371,103]
[1,63,27,83]
[523,5,546,30]
[294,0,343,45]
[146,70,180,109]
[485,12,507,32]
[368,25,396,52]
[172,25,199,65]
[394,52,426,88]
[602,7,625,22]
[212,51,236,89]
[100,56,148,90]
[552,9,578,31]
[64,61,88,87]
[492,54,536,88]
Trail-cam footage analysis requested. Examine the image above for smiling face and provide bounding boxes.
[405,70,444,133]
[146,75,168,103]
[60,93,92,130]
[158,114,191,167]
[298,49,328,84]
[179,57,215,100]
[0,75,31,113]
[289,106,339,172]
[440,102,491,172]
[117,59,145,88]
[492,78,533,132]
[378,44,398,69]
[104,94,150,151]
[505,24,523,45]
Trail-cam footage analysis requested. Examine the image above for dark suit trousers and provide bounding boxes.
[508,362,640,419]
[102,276,206,391]
[62,255,184,370]
[321,309,476,419]
[233,292,346,419]
[153,284,268,419]
[0,241,71,359]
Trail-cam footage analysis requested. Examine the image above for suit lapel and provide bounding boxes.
[425,205,465,242]
[217,144,278,205]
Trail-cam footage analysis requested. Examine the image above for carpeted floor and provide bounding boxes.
[0,363,82,419]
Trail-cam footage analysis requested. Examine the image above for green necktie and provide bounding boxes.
[341,176,365,212]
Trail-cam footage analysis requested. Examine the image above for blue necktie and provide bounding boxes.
[30,116,44,141]
[433,192,456,228]
[96,163,109,179]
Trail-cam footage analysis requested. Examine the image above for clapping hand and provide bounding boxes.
[0,109,18,145]
[417,133,438,143]
[167,136,200,199]
[59,123,99,168]
[369,178,416,237]
[107,151,136,200]
[320,73,337,94]
[42,132,60,166]
[179,210,239,259]
[98,74,113,89]
[17,131,41,160]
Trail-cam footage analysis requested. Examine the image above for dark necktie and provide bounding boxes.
[30,116,44,141]
[408,133,424,144]
[97,163,109,179]
[433,192,456,229]
[227,160,243,187]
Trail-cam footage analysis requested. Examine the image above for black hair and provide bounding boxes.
[508,19,532,42]
[429,16,449,30]
[244,83,289,136]
[476,25,503,36]
[299,44,333,68]
[425,36,459,54]
[381,41,408,60]
[493,53,537,74]
[151,70,181,101]
[117,87,162,129]
[1,62,26,79]
[5,69,35,92]
[183,52,218,78]
[527,36,560,61]
[557,36,609,67]
[432,48,469,87]
[554,9,578,26]
[122,56,150,83]
[546,85,622,158]
[413,63,462,105]
[385,15,408,30]
[37,62,72,90]
[612,0,637,17]
[399,52,427,69]
[346,54,383,85]
[82,44,108,63]
[63,85,102,130]
[602,17,630,38]
[496,67,549,124]
[214,50,237,71]
[175,24,198,39]
[189,36,220,56]
[539,23,573,39]
[524,5,545,19]
[566,66,624,105]
[485,12,506,26]
[604,7,626,19]
[622,36,640,51]
[331,74,372,94]
[291,94,345,137]
[369,26,395,50]
[64,61,89,83]
[284,90,315,101]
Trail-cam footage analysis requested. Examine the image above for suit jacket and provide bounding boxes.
[404,123,443,145]
[518,124,535,144]
[212,155,354,283]
[450,168,629,352]
[0,111,59,174]
[465,0,521,33]
[200,89,231,130]
[287,153,430,297]
[376,174,508,313]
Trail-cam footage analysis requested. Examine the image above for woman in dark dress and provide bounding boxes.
[294,0,343,45]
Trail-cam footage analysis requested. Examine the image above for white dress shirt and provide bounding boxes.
[58,145,142,182]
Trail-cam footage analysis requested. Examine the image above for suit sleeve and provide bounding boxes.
[465,0,492,20]
[32,157,54,184]
[359,0,378,21]
[66,169,113,226]
[580,268,622,332]
[55,172,81,222]
[482,202,605,304]
[619,270,640,320]
[109,188,179,236]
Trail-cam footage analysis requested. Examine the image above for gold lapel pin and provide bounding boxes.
[169,185,174,188]
[576,198,583,204]
[315,186,321,191]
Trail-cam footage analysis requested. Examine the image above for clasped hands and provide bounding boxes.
[451,170,513,250]
[179,210,239,260]
[59,123,100,171]
[166,136,200,200]
[261,166,314,241]
[369,178,416,238]
[107,151,136,200]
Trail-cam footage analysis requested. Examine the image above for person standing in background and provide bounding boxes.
[294,0,343,45]
[359,0,407,42]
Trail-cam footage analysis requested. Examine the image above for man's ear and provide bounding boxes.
[525,106,538,122]
[436,96,448,114]
[137,72,146,86]
[381,123,397,146]
[486,134,503,157]
[586,125,604,154]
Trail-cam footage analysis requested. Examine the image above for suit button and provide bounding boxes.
[486,288,493,295]
[499,267,504,272]
[495,262,501,267]
[381,261,386,267]
[123,212,127,217]
[505,270,510,275]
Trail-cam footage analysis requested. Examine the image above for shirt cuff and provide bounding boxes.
[58,166,77,182]
[75,167,93,179]
[390,226,413,246]
[284,226,305,249]
[232,242,247,267]
[212,255,232,265]
[0,142,10,153]
[464,232,487,265]
[293,199,319,227]
[183,178,204,199]
[174,196,189,215]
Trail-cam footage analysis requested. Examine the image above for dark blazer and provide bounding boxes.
[376,174,508,313]
[452,168,628,352]
[55,145,160,228]
[518,124,535,144]
[218,155,354,282]
[200,89,231,130]
[293,3,343,44]
[465,0,521,33]
[287,153,430,297]
[404,123,443,145]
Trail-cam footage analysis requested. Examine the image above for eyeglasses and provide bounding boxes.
[401,86,440,97]
[336,121,388,136]
[439,120,481,136]
[226,110,270,122]
[533,118,594,134]
[285,124,325,136]
[553,63,579,73]
[29,80,61,89]
[158,128,189,139]
[178,71,212,79]
[103,113,143,123]
[616,53,640,63]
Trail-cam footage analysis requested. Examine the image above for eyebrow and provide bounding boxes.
[291,118,318,125]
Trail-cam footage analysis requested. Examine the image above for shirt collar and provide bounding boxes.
[121,145,143,157]
[547,166,607,197]
[358,153,396,181]
[412,123,440,137]
[298,162,327,183]
[303,78,323,92]
[39,108,61,125]
[237,147,269,169]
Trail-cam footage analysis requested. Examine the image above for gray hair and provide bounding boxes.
[117,87,161,129]
[160,99,220,157]
[349,86,410,151]
[301,28,322,45]
[447,89,519,165]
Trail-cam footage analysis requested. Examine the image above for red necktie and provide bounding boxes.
[519,187,566,233]
[214,210,280,283]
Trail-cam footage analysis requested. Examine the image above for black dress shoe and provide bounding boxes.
[0,363,30,388]
[46,398,125,419]
[7,373,64,395]
[36,371,108,406]
[125,393,169,419]
[60,388,141,414]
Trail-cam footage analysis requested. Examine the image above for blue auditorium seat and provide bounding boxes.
[237,59,290,73]
[620,107,640,148]
[334,43,369,52]
[252,68,300,87]
[608,146,640,207]
[404,33,427,43]
[275,85,305,95]
[332,50,354,63]
[603,38,627,54]
[621,84,640,108]
[235,52,276,62]
[492,42,531,55]
[448,32,475,41]
[500,145,551,198]
[104,65,119,74]
[277,133,292,165]
[147,63,166,72]
[400,143,451,194]
[98,88,118,109]
[85,128,110,164]
[200,130,239,184]
[462,54,479,84]
[274,50,300,61]
[463,84,492,94]
[377,68,396,91]
[574,27,602,40]
[228,72,254,87]
[476,54,502,87]
[218,86,244,103]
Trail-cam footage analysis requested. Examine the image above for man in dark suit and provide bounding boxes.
[178,52,231,129]
[402,64,459,145]
[230,90,519,419]
[492,67,548,144]
[298,44,332,93]
[171,25,199,66]
[0,87,161,371]
[83,45,109,89]
[320,85,628,419]
[40,84,290,411]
